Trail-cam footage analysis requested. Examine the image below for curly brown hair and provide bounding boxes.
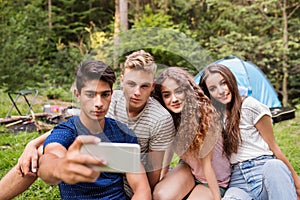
[153,67,218,158]
[199,64,242,158]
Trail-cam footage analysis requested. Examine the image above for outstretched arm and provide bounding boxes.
[0,131,51,199]
[201,151,221,200]
[0,165,37,200]
[145,150,165,191]
[126,163,151,200]
[160,147,174,179]
[38,135,105,185]
[17,130,51,176]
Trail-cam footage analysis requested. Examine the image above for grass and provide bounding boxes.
[0,88,299,198]
[0,88,77,118]
[273,106,300,174]
[0,89,73,199]
[0,132,60,199]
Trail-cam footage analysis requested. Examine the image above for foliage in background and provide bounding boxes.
[0,0,113,92]
[194,0,300,106]
[45,86,74,102]
[0,2,299,198]
[0,0,52,91]
[0,0,299,105]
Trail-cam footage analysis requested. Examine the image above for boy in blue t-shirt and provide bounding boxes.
[38,60,151,200]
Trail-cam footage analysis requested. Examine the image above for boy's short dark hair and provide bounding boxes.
[76,60,116,93]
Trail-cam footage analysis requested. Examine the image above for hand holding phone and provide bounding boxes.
[80,142,141,173]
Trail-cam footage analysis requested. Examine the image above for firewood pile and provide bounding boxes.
[0,106,80,133]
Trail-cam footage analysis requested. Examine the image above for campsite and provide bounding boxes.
[194,56,296,123]
[0,104,299,199]
[1,0,299,198]
[0,58,299,198]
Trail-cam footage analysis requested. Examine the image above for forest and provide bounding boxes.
[1,0,299,106]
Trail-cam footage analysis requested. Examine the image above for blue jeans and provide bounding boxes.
[222,155,296,200]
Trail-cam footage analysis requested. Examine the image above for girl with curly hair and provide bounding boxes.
[152,67,230,200]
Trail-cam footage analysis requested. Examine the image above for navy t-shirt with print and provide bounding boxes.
[43,116,138,200]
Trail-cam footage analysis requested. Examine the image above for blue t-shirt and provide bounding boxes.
[44,116,138,200]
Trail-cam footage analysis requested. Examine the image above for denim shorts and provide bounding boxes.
[195,180,227,197]
[229,154,299,200]
[230,155,275,197]
[231,155,275,171]
[179,159,227,197]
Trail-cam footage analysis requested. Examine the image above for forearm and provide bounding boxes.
[146,150,165,190]
[275,151,300,190]
[203,166,221,199]
[160,148,174,179]
[0,166,37,200]
[206,175,221,200]
[160,165,170,180]
[39,136,103,185]
[202,153,221,199]
[131,186,151,200]
[29,130,51,148]
[38,154,62,185]
[128,164,151,200]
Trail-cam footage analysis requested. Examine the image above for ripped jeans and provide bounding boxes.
[222,155,296,200]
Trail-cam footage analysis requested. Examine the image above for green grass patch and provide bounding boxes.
[0,88,76,119]
[273,111,300,174]
[0,132,60,199]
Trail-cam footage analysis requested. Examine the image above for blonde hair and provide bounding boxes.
[124,50,157,75]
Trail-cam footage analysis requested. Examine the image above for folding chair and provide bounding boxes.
[5,89,39,118]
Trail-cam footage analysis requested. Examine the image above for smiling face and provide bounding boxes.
[120,68,154,116]
[161,78,185,114]
[75,79,112,128]
[205,72,232,105]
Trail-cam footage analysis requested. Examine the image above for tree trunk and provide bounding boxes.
[282,0,288,106]
[113,0,120,69]
[120,0,128,31]
[48,0,52,29]
[134,0,140,22]
[113,0,128,69]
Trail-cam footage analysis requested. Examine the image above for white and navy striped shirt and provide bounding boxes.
[106,90,175,197]
[107,90,175,155]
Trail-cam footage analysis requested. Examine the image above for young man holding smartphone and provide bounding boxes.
[37,60,151,199]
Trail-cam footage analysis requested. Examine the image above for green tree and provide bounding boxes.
[1,0,299,104]
[191,0,300,106]
[0,0,52,91]
[0,0,114,93]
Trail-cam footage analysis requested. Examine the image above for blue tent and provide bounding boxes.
[194,56,282,108]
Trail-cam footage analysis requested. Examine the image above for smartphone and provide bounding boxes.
[80,142,141,173]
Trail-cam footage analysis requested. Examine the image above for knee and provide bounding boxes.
[152,185,161,200]
[262,159,295,185]
[222,187,252,200]
[153,184,173,200]
[263,159,284,169]
[263,159,290,176]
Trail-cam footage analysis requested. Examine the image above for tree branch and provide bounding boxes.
[287,3,300,19]
[256,6,280,31]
